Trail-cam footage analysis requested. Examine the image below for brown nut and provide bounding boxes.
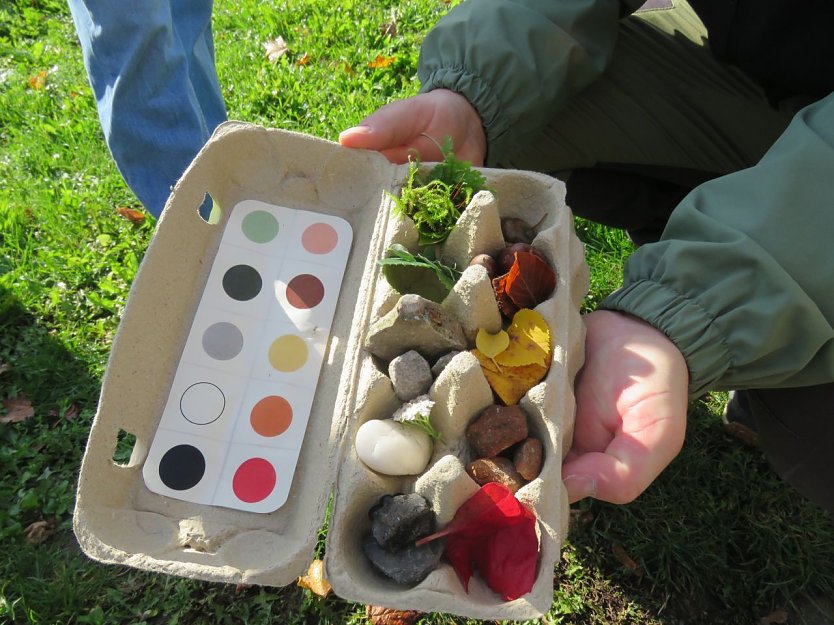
[468,253,497,279]
[501,217,535,244]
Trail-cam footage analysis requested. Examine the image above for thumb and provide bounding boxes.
[338,97,432,152]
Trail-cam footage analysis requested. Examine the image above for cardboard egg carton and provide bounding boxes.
[73,122,588,620]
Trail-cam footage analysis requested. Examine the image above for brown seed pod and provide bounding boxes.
[468,253,497,279]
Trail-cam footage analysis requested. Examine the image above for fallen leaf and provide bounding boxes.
[297,559,332,597]
[296,53,312,66]
[24,519,56,545]
[492,251,557,317]
[472,309,552,404]
[473,351,547,405]
[28,69,47,90]
[235,583,252,593]
[495,309,551,368]
[379,20,397,37]
[1,396,35,424]
[264,36,289,63]
[0,363,9,375]
[417,482,538,601]
[342,62,355,75]
[116,206,146,224]
[759,608,789,625]
[368,55,395,69]
[611,543,641,575]
[365,605,423,625]
[63,403,79,422]
[475,328,509,360]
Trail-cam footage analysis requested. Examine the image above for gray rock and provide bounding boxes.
[363,534,444,585]
[369,493,436,550]
[365,294,468,362]
[389,350,433,401]
[430,351,461,378]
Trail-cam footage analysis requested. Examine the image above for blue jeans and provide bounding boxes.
[68,0,227,218]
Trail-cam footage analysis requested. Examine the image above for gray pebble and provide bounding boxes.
[389,351,433,401]
[365,294,468,362]
[363,535,444,585]
[369,493,436,550]
[431,351,461,378]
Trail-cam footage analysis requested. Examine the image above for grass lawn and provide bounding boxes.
[1,1,833,624]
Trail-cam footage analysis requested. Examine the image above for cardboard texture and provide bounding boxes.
[73,122,589,620]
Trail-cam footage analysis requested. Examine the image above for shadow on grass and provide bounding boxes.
[561,398,834,625]
[0,283,106,620]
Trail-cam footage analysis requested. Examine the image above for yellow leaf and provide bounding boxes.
[297,559,331,597]
[475,328,509,360]
[368,55,395,69]
[296,53,312,66]
[495,308,551,368]
[473,349,548,405]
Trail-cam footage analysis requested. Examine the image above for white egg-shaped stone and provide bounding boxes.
[354,419,433,476]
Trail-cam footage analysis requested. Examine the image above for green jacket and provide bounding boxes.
[417,0,834,397]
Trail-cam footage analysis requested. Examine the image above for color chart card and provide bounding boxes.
[142,200,353,513]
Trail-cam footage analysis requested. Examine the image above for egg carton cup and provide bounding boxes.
[73,122,588,621]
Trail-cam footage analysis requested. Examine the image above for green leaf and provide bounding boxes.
[378,244,462,302]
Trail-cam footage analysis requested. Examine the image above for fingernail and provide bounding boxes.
[339,125,373,138]
[563,475,596,502]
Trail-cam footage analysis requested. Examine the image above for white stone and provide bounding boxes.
[354,419,433,476]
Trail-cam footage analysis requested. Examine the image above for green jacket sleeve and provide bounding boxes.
[601,93,834,397]
[417,0,643,165]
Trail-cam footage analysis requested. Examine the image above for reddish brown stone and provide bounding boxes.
[466,457,525,493]
[513,437,543,481]
[466,404,528,458]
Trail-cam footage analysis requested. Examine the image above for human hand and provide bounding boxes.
[562,310,689,504]
[338,89,487,165]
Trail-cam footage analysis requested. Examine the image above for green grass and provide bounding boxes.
[1,1,833,624]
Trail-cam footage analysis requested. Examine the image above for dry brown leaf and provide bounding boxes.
[63,403,80,422]
[379,20,397,37]
[265,36,289,63]
[25,519,56,545]
[116,206,146,224]
[1,396,35,424]
[368,55,395,69]
[297,559,332,597]
[611,543,641,575]
[365,605,423,625]
[759,608,789,625]
[296,53,312,66]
